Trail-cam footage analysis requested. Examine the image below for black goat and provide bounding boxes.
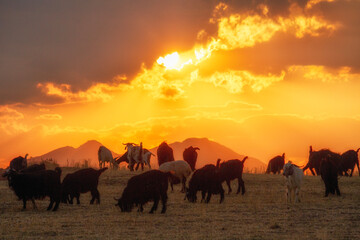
[9,154,28,171]
[115,170,173,214]
[3,167,62,211]
[303,146,341,175]
[266,153,285,174]
[20,163,46,173]
[183,146,200,171]
[219,156,247,195]
[320,156,341,197]
[62,167,108,204]
[185,159,224,204]
[157,142,174,167]
[339,149,360,177]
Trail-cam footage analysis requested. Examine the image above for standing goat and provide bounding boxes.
[283,161,304,203]
[9,154,28,171]
[183,146,200,171]
[266,153,285,174]
[98,146,118,169]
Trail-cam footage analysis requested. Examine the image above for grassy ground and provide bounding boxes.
[1,169,360,240]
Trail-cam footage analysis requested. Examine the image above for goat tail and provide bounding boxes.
[242,156,248,163]
[356,148,360,153]
[98,167,108,175]
[216,159,221,168]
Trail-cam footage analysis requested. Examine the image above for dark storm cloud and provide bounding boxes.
[0,0,218,104]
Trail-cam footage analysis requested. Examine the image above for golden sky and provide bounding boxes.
[1,0,360,167]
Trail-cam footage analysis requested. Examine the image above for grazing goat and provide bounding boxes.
[339,149,360,177]
[320,156,341,197]
[157,141,174,167]
[183,146,200,171]
[62,168,108,204]
[115,148,153,171]
[219,156,247,195]
[186,159,224,204]
[283,161,304,203]
[159,160,192,192]
[2,167,62,211]
[98,146,118,169]
[303,146,341,176]
[9,154,28,171]
[266,153,285,174]
[20,163,46,173]
[115,170,173,214]
[123,142,144,171]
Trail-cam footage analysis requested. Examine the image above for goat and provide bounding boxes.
[339,149,360,177]
[320,156,341,197]
[62,167,108,204]
[266,153,285,174]
[185,159,224,204]
[20,163,46,173]
[283,161,304,203]
[98,146,118,169]
[183,146,200,171]
[219,156,247,195]
[9,154,28,171]
[2,167,62,211]
[123,142,144,171]
[115,148,154,171]
[159,160,192,192]
[303,146,341,175]
[157,141,174,167]
[115,170,173,214]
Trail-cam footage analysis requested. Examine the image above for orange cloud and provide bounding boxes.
[0,106,28,135]
[37,75,129,104]
[36,114,62,120]
[288,65,360,83]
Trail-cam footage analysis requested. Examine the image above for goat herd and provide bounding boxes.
[2,142,359,214]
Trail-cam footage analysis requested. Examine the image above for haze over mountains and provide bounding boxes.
[29,138,266,171]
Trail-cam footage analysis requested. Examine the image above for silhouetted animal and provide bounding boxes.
[320,156,341,197]
[183,146,200,171]
[219,156,247,194]
[62,167,108,204]
[157,142,174,167]
[283,161,303,203]
[303,146,341,175]
[339,149,360,177]
[266,153,285,174]
[20,163,46,173]
[159,160,192,192]
[115,170,173,214]
[2,167,62,211]
[98,146,118,169]
[9,154,28,171]
[186,159,224,204]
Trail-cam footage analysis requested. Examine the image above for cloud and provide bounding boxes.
[287,65,360,82]
[0,106,28,135]
[36,75,130,104]
[36,114,62,120]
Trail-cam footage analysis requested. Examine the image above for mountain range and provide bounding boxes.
[29,138,266,172]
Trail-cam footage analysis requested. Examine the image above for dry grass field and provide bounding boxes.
[1,168,360,240]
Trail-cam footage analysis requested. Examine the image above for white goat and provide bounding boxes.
[159,160,192,192]
[283,161,304,203]
[98,146,118,169]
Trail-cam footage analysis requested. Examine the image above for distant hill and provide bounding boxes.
[29,140,119,168]
[29,138,266,172]
[149,138,266,172]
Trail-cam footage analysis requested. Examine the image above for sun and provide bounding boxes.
[157,52,180,70]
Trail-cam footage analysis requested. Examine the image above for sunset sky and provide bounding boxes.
[1,0,359,167]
